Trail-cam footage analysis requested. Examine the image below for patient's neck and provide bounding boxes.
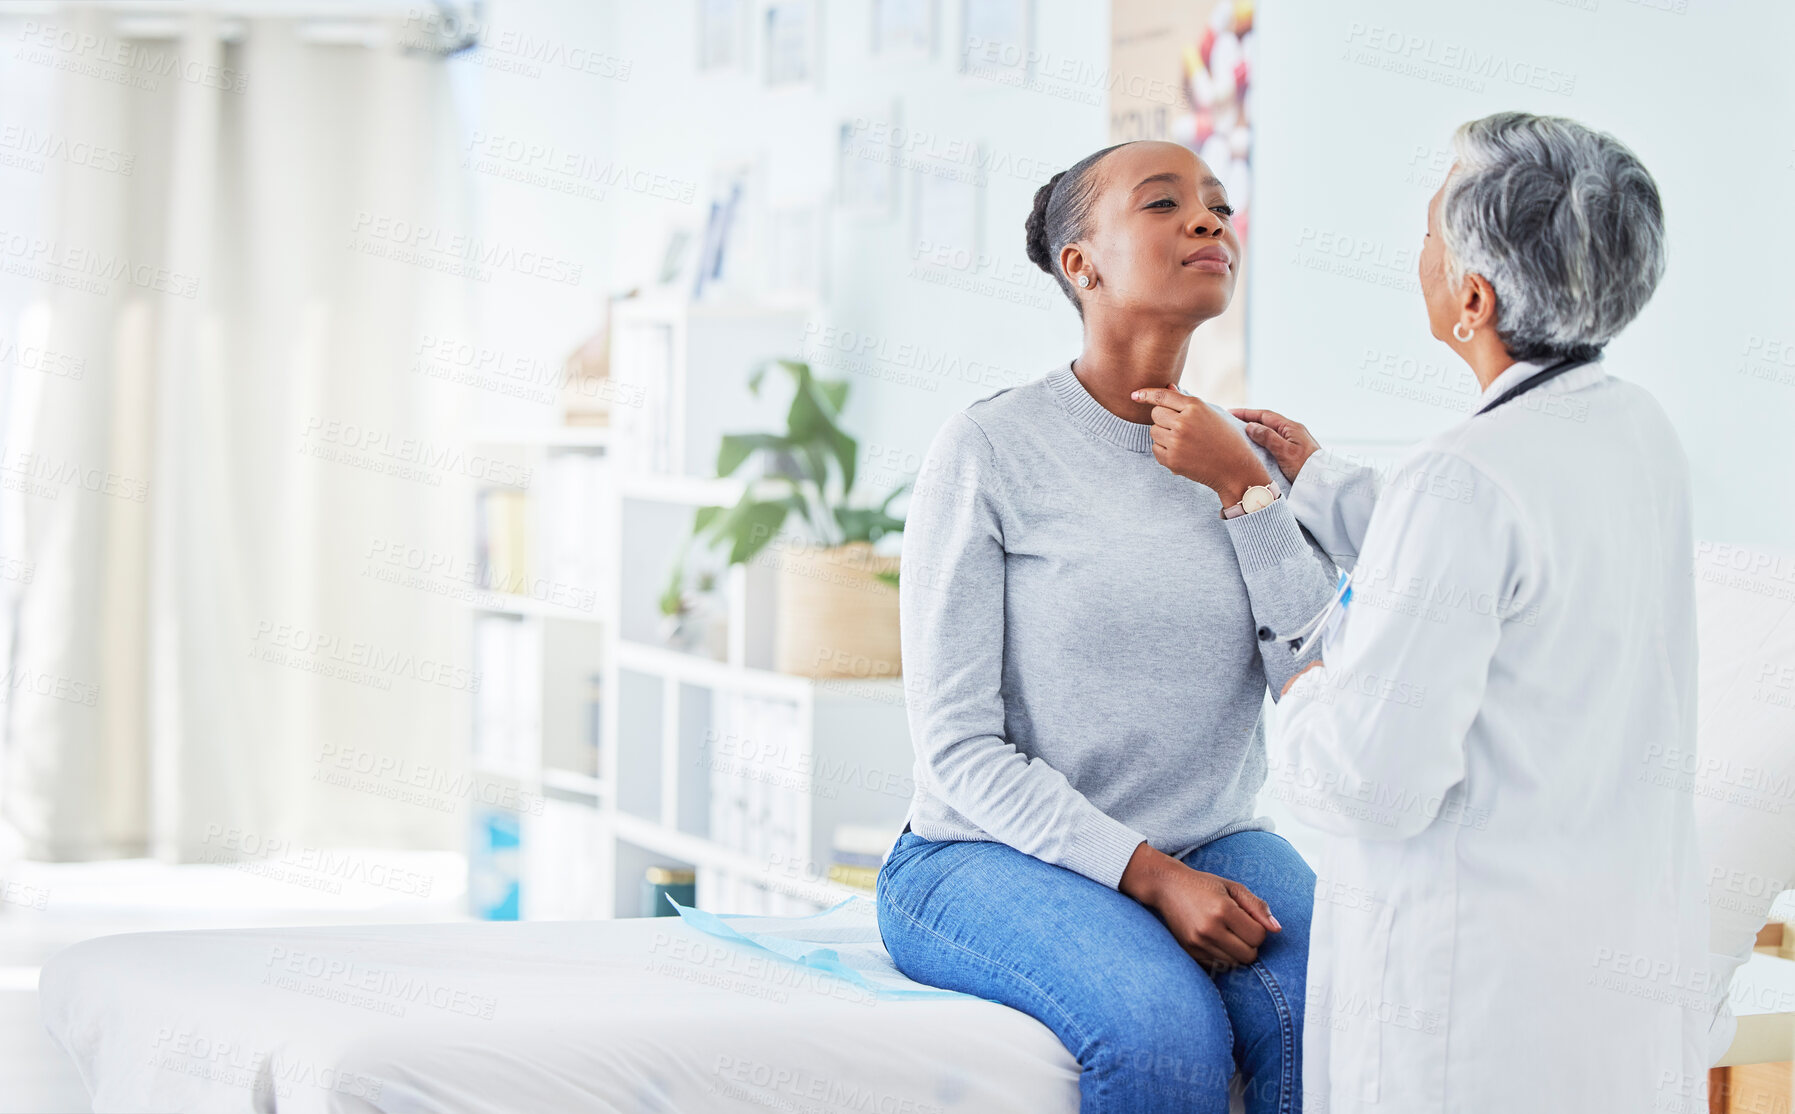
[1074,322,1198,424]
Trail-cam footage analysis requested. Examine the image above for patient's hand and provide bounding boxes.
[1231,407,1321,485]
[1131,386,1271,506]
[1119,842,1280,971]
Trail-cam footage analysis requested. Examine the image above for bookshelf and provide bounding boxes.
[465,296,915,920]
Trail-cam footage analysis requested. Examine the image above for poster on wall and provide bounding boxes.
[836,103,901,218]
[872,0,936,59]
[1111,0,1256,404]
[764,1,821,88]
[697,0,746,72]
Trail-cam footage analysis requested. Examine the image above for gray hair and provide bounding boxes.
[1438,112,1666,363]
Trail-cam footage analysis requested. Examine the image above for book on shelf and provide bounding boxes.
[469,806,521,920]
[581,671,605,781]
[828,823,895,896]
[705,689,809,914]
[538,452,607,613]
[475,487,532,596]
[473,614,541,773]
[525,798,607,920]
[610,321,674,475]
[827,864,877,894]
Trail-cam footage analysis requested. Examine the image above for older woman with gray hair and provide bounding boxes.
[1139,111,1707,1110]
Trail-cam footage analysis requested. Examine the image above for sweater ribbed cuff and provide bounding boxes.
[1061,809,1149,891]
[1222,497,1314,572]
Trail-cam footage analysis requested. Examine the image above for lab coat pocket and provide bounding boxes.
[1330,898,1396,1106]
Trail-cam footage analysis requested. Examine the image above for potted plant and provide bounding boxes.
[659,359,906,678]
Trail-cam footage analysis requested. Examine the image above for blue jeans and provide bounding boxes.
[876,828,1314,1114]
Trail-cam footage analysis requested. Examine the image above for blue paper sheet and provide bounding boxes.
[666,894,971,1001]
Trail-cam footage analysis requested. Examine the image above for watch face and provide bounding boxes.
[1243,486,1276,512]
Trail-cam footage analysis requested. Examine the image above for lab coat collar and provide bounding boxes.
[1471,353,1606,416]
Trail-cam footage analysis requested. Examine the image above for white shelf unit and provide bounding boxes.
[466,297,915,921]
[609,296,814,480]
[467,434,615,923]
[605,654,909,916]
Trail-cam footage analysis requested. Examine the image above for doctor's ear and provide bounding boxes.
[1459,272,1499,331]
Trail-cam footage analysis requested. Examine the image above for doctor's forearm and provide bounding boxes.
[1285,450,1381,569]
[1221,499,1340,695]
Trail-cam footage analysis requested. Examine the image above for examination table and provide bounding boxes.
[39,902,1086,1114]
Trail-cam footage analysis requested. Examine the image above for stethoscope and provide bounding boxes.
[1262,356,1585,657]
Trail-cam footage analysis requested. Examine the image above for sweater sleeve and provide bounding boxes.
[1216,409,1345,699]
[900,412,1148,890]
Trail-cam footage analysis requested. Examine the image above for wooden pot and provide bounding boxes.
[771,541,902,679]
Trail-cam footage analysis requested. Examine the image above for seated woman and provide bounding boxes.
[876,140,1339,1114]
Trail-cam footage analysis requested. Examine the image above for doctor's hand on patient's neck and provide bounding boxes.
[1230,407,1320,485]
[1119,841,1280,972]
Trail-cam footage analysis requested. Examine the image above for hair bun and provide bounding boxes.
[1024,171,1063,274]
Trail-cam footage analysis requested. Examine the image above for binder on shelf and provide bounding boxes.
[539,453,607,612]
[473,615,541,773]
[582,671,605,780]
[701,689,813,913]
[828,823,892,896]
[525,799,606,920]
[611,321,674,475]
[469,806,521,921]
[472,616,515,771]
[475,487,532,596]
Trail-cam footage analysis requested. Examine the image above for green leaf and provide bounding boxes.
[787,383,857,492]
[833,506,905,545]
[658,550,688,616]
[833,506,874,542]
[715,433,788,478]
[692,355,882,563]
[751,358,808,398]
[784,368,833,435]
[829,429,858,495]
[690,492,803,569]
[740,359,858,495]
[726,500,792,565]
[796,443,832,492]
[816,379,849,415]
[873,569,899,589]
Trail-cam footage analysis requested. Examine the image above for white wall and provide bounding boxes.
[599,0,1111,489]
[1248,0,1795,549]
[451,0,621,431]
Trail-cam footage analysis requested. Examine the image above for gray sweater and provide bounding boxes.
[898,364,1339,889]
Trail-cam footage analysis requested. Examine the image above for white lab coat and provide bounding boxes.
[1273,359,1710,1113]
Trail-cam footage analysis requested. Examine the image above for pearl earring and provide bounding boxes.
[1076,275,1091,288]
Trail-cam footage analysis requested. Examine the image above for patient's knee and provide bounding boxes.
[1079,991,1235,1097]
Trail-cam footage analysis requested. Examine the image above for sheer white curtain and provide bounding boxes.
[1,4,472,860]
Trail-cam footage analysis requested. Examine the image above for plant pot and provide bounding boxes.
[771,541,902,679]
